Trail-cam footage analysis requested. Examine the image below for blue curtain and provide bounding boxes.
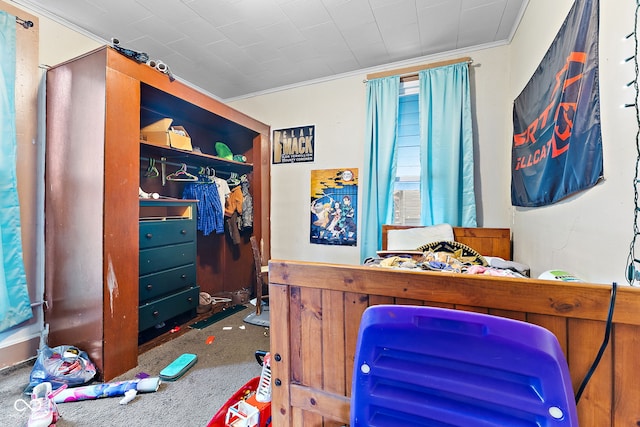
[360,76,400,262]
[418,63,477,226]
[0,11,33,332]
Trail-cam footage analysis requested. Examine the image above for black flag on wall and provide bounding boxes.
[511,0,603,207]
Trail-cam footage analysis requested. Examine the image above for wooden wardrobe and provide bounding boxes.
[44,46,270,381]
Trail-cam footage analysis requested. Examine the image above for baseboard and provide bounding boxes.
[0,336,39,371]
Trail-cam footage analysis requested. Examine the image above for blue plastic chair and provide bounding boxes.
[350,305,579,426]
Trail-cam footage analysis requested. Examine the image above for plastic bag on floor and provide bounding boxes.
[28,345,97,392]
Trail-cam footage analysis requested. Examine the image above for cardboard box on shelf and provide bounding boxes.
[140,118,192,151]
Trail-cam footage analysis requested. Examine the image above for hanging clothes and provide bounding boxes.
[213,177,230,213]
[240,178,253,230]
[224,185,243,217]
[182,182,224,236]
[223,182,243,245]
[225,212,241,245]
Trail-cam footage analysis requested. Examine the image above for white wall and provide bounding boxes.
[38,15,101,67]
[231,47,514,266]
[232,75,368,265]
[232,1,638,285]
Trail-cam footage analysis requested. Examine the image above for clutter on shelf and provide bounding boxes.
[140,118,192,151]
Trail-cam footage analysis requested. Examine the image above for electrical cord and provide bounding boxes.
[625,1,640,285]
[574,281,617,404]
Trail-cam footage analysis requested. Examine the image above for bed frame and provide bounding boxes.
[381,224,512,259]
[268,227,640,426]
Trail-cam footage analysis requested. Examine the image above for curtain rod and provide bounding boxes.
[15,16,34,29]
[365,56,473,82]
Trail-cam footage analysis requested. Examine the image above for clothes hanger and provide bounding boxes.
[166,163,198,181]
[227,172,241,188]
[144,158,159,178]
[197,167,216,183]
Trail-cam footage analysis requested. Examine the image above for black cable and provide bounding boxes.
[574,281,617,404]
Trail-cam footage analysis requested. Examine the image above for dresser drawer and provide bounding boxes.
[139,265,196,303]
[139,242,196,275]
[138,286,199,332]
[139,219,195,249]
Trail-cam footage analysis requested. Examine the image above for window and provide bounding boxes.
[394,80,420,225]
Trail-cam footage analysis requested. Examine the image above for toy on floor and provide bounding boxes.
[207,350,272,427]
[159,353,198,381]
[52,377,160,403]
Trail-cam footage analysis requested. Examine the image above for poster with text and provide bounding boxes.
[310,168,358,246]
[273,125,314,164]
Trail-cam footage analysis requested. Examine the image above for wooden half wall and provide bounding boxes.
[268,260,640,426]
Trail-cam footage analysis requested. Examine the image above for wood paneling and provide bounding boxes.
[269,261,637,426]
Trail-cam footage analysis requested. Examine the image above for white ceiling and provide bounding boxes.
[14,0,528,101]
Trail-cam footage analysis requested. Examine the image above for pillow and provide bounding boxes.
[386,224,454,250]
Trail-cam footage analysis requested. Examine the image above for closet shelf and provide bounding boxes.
[141,141,253,173]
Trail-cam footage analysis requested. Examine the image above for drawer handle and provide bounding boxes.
[146,284,153,291]
[152,310,159,317]
[180,229,187,235]
[145,233,153,239]
[181,274,187,279]
[187,297,193,303]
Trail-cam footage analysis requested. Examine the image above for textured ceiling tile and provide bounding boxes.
[217,21,264,47]
[496,0,527,39]
[185,0,246,26]
[16,0,528,99]
[242,41,285,64]
[172,16,226,45]
[280,0,332,29]
[299,21,345,46]
[341,21,384,50]
[134,0,199,24]
[325,0,376,29]
[258,19,306,49]
[128,16,188,46]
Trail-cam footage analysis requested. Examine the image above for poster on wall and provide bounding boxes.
[272,125,314,164]
[310,168,358,246]
[511,0,603,207]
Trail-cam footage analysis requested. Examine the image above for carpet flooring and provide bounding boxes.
[0,307,270,427]
[243,305,270,327]
[189,304,247,329]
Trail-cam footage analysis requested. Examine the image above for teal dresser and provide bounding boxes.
[138,200,199,332]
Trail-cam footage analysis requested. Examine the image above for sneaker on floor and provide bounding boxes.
[14,382,60,427]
